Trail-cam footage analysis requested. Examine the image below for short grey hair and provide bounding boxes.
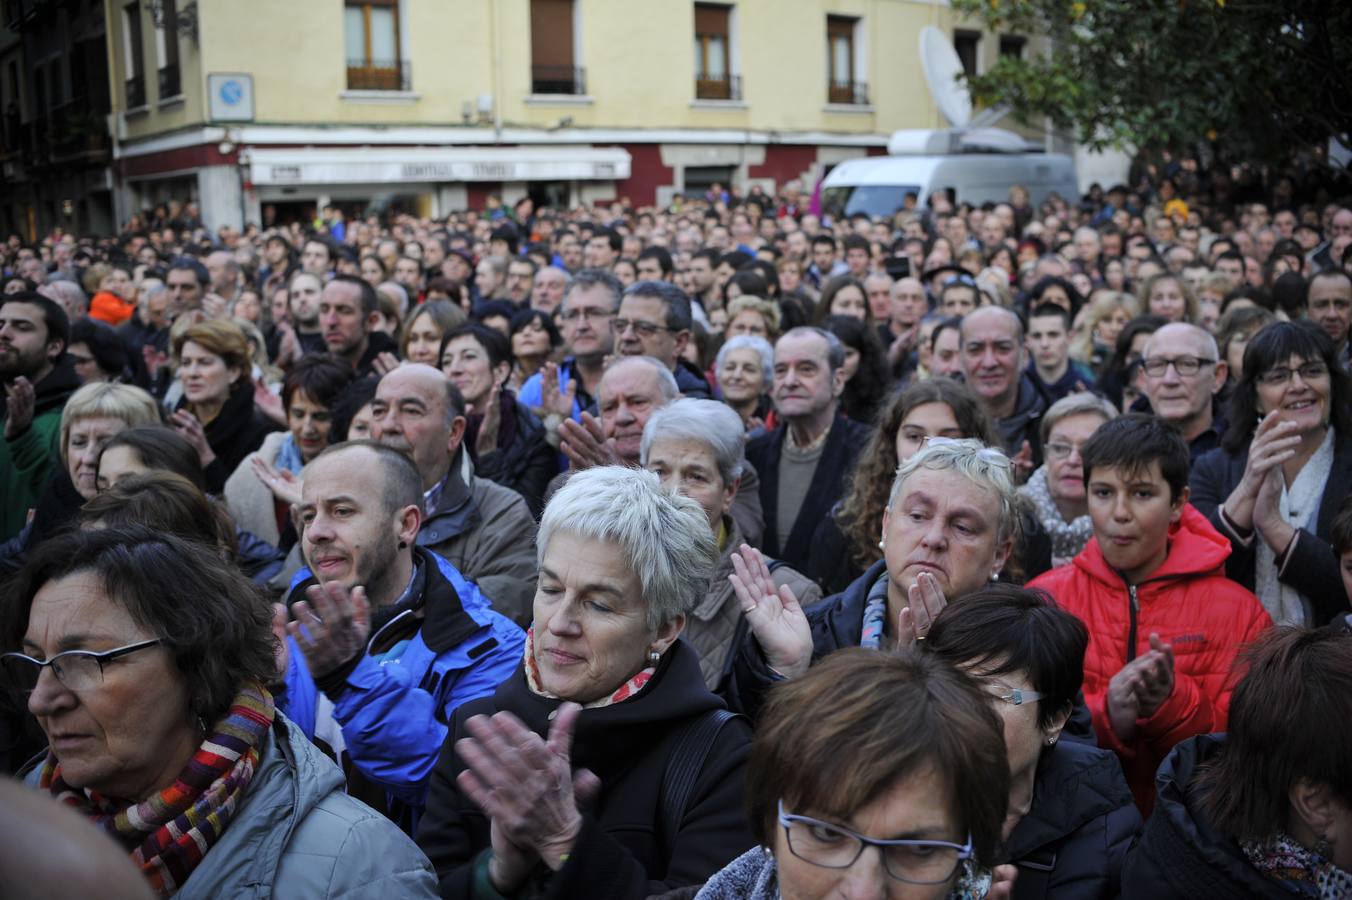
[564,267,623,311]
[603,355,679,403]
[640,398,746,486]
[1039,393,1118,446]
[887,439,1021,546]
[779,325,846,373]
[538,466,718,630]
[715,334,773,386]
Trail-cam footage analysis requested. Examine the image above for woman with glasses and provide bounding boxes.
[697,648,1011,899]
[925,586,1140,900]
[1020,394,1118,568]
[4,527,437,896]
[1191,321,1352,626]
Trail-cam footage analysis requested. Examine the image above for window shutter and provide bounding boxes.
[531,0,575,68]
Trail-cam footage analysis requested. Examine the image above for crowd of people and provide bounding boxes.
[1,165,1351,899]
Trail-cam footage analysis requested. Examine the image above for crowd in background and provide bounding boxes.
[1,158,1351,899]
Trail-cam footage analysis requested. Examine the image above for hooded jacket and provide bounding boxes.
[280,547,524,833]
[1029,505,1272,813]
[1120,734,1290,899]
[0,359,80,541]
[416,639,753,900]
[1004,738,1141,900]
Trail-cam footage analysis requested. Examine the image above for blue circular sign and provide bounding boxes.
[220,80,243,105]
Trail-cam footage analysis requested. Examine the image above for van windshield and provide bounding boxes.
[821,184,921,220]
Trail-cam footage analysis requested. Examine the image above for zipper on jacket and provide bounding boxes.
[1126,585,1139,662]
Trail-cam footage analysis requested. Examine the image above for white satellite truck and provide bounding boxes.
[819,26,1079,219]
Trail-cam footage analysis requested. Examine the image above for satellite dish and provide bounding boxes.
[919,25,972,129]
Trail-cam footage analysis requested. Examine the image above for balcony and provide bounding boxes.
[827,80,870,105]
[346,59,411,92]
[158,62,181,100]
[531,64,586,96]
[125,74,146,109]
[695,73,741,102]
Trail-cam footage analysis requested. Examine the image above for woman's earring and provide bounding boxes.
[648,649,661,666]
[991,571,1000,582]
[878,539,886,551]
[1046,736,1058,747]
[1314,834,1333,859]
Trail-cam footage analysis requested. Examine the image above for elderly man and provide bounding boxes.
[615,280,712,398]
[1140,322,1229,460]
[280,440,523,832]
[960,306,1047,474]
[530,265,569,313]
[555,355,765,547]
[370,363,538,624]
[205,249,242,304]
[745,326,872,572]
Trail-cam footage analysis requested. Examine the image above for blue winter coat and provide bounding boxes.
[279,547,524,831]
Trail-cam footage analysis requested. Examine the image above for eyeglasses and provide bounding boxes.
[1043,441,1087,460]
[1140,356,1216,377]
[1257,362,1329,386]
[777,800,973,885]
[0,639,162,694]
[557,307,613,323]
[612,318,677,338]
[988,685,1045,706]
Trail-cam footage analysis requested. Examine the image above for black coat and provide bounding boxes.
[1189,432,1352,625]
[1121,735,1290,899]
[184,382,282,494]
[416,639,753,900]
[745,414,872,572]
[1005,739,1140,900]
[728,560,1095,739]
[468,397,557,519]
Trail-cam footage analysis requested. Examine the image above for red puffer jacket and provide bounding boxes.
[1029,504,1271,815]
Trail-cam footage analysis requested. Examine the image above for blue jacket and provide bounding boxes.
[519,355,588,423]
[280,547,524,830]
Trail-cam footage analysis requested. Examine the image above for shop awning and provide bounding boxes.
[246,146,631,186]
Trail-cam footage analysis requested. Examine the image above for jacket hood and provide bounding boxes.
[1072,504,1231,588]
[488,639,726,779]
[1123,734,1289,899]
[31,358,81,415]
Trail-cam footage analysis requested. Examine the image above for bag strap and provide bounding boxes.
[658,708,741,857]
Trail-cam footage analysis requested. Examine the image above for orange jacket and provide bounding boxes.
[1029,504,1271,814]
[89,290,135,326]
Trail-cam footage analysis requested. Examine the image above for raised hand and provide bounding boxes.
[251,453,303,506]
[475,383,502,457]
[904,571,948,645]
[372,351,401,377]
[1106,663,1144,742]
[286,581,371,678]
[540,362,577,419]
[456,703,589,892]
[729,544,813,678]
[3,376,35,440]
[558,411,618,470]
[1134,633,1175,718]
[1225,411,1301,529]
[169,408,216,467]
[254,381,287,427]
[1011,440,1035,484]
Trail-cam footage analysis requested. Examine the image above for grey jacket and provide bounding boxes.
[173,714,438,899]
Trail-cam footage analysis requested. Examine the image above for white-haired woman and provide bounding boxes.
[729,439,1022,719]
[417,466,755,899]
[714,334,774,430]
[641,399,822,691]
[1020,393,1118,567]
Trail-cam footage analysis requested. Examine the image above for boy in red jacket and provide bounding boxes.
[1030,414,1271,813]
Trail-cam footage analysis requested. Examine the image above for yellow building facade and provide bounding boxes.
[105,0,1043,228]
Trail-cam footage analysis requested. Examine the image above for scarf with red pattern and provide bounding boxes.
[523,627,655,708]
[40,681,275,897]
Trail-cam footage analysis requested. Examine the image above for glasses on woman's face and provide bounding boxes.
[1256,361,1329,387]
[1,639,162,694]
[777,800,973,885]
[1043,440,1087,461]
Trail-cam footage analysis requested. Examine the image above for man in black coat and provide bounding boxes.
[745,326,871,574]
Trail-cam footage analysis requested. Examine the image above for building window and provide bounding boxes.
[530,0,584,95]
[954,30,981,79]
[155,0,181,99]
[999,35,1026,60]
[694,3,739,101]
[826,15,867,105]
[345,0,409,91]
[122,2,145,108]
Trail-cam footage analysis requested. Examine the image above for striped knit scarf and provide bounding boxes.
[40,681,275,896]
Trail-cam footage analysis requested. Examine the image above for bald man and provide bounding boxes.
[1140,323,1228,460]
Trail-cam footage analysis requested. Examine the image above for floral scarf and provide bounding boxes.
[523,627,655,709]
[1020,466,1096,567]
[1242,831,1352,899]
[859,572,891,649]
[41,681,275,897]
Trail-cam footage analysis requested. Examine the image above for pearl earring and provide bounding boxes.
[878,539,886,551]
